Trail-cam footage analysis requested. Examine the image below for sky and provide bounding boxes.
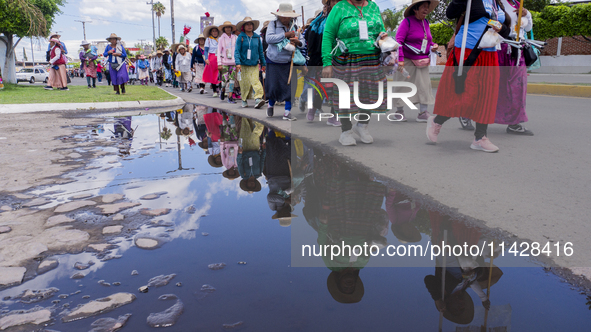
[14,0,405,63]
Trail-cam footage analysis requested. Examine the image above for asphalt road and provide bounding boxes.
[165,85,591,272]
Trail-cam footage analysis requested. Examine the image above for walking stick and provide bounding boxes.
[439,230,447,332]
[515,0,525,42]
[457,0,473,76]
[482,239,496,331]
[288,51,296,84]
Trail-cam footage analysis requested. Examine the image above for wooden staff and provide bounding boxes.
[288,51,296,84]
[515,0,525,41]
[482,239,496,331]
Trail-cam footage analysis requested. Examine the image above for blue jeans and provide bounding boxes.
[97,72,102,82]
[269,99,291,112]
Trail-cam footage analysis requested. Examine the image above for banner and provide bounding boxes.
[200,16,214,34]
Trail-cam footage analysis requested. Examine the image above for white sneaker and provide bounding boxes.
[352,124,373,144]
[339,130,357,146]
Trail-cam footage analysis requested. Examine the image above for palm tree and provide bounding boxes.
[152,2,166,38]
[382,8,404,33]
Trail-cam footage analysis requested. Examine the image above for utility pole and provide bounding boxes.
[30,38,35,67]
[74,20,92,40]
[170,0,175,43]
[146,0,156,50]
[139,39,146,53]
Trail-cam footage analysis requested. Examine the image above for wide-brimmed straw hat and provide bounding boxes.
[50,38,60,43]
[177,44,186,51]
[326,271,364,304]
[49,32,61,39]
[219,21,236,33]
[208,155,223,168]
[193,34,206,43]
[106,33,121,41]
[156,50,163,55]
[239,178,262,193]
[262,21,270,29]
[404,0,440,18]
[203,25,219,38]
[271,3,301,18]
[236,17,260,32]
[222,168,240,180]
[80,40,90,46]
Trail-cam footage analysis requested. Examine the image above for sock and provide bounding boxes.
[419,104,428,114]
[285,101,292,111]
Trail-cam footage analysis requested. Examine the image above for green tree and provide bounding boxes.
[382,8,404,32]
[152,2,165,38]
[0,0,64,83]
[155,36,169,50]
[523,0,552,13]
[426,0,454,28]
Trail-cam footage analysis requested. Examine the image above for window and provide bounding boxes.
[19,69,34,73]
[35,69,40,73]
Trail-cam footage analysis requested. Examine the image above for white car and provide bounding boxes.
[16,67,49,84]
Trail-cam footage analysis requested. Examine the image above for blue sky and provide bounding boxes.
[15,0,403,62]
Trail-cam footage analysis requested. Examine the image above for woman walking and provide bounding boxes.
[235,17,266,109]
[175,44,192,92]
[79,40,98,88]
[217,21,239,103]
[322,0,389,145]
[46,38,68,91]
[265,3,305,121]
[394,0,439,122]
[203,25,221,97]
[302,0,341,126]
[495,0,533,135]
[103,33,129,95]
[427,0,512,152]
[97,61,103,83]
[137,54,150,85]
[192,34,207,94]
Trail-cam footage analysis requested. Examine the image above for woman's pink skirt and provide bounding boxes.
[202,53,220,84]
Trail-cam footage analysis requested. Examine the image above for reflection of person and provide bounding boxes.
[80,40,98,88]
[114,116,134,155]
[265,130,293,224]
[394,0,439,122]
[237,118,265,193]
[303,151,388,303]
[386,190,422,243]
[103,33,129,95]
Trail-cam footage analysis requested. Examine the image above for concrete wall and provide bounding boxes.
[531,55,591,74]
[0,36,16,84]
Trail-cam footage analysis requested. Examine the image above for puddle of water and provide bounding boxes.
[1,109,590,331]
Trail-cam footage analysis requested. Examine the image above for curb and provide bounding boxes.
[0,88,185,114]
[430,80,591,98]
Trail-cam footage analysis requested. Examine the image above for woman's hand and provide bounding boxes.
[397,61,404,72]
[322,66,333,78]
[379,32,388,40]
[218,65,223,71]
[236,65,241,72]
[285,31,296,39]
[435,299,446,312]
[289,38,301,46]
[515,8,529,16]
[482,300,491,310]
[431,43,439,52]
[205,59,210,65]
[261,66,266,72]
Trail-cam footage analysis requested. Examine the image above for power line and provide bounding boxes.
[61,14,152,28]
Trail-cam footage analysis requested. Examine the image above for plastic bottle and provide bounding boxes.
[237,71,241,82]
[401,68,411,80]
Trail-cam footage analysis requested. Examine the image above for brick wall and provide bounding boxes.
[541,36,591,56]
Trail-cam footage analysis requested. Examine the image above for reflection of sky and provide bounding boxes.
[3,115,591,331]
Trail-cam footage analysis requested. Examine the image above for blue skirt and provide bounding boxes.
[109,62,129,85]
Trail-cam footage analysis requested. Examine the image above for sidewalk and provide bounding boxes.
[167,86,591,277]
[0,87,185,114]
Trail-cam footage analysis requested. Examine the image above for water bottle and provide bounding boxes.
[401,68,411,80]
[237,71,242,82]
[239,138,243,149]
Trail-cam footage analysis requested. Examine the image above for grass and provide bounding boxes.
[529,82,591,86]
[0,84,176,104]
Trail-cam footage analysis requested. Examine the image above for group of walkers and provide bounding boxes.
[46,0,534,153]
[187,0,534,152]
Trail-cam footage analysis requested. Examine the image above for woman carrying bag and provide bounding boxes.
[394,0,439,122]
[103,33,129,95]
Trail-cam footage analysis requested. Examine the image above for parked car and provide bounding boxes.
[16,67,49,84]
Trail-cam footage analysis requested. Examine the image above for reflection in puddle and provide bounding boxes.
[0,106,589,331]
